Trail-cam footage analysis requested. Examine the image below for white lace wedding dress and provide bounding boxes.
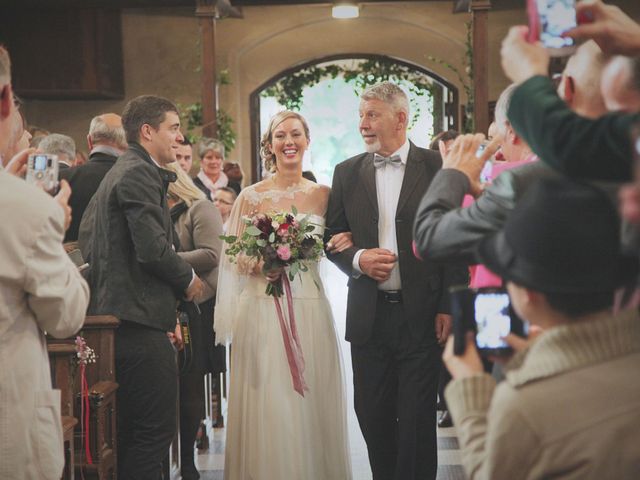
[215,181,352,480]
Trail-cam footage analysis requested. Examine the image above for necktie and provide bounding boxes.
[373,154,402,168]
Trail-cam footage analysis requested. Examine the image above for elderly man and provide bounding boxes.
[79,95,204,479]
[39,133,76,169]
[500,0,640,182]
[414,40,609,265]
[600,55,640,112]
[0,45,89,480]
[60,113,127,242]
[326,81,466,480]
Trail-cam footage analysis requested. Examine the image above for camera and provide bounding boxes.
[528,0,577,57]
[450,286,527,356]
[26,153,59,194]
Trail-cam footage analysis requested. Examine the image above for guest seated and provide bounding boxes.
[193,138,240,199]
[176,137,194,174]
[443,177,640,480]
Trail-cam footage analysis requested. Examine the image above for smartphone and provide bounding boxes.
[26,153,59,194]
[450,287,527,356]
[528,0,577,57]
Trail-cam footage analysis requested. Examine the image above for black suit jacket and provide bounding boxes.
[60,151,117,242]
[326,143,463,345]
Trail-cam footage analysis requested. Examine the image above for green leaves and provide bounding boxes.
[246,225,262,236]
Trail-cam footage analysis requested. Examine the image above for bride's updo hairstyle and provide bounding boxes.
[260,111,311,173]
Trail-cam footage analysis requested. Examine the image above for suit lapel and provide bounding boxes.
[360,153,379,217]
[397,142,425,214]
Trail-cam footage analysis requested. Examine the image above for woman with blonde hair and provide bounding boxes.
[215,110,353,479]
[165,162,225,480]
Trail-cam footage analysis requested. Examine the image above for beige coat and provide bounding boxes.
[0,172,89,479]
[446,308,640,480]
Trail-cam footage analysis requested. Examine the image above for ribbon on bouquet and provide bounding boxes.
[273,274,309,397]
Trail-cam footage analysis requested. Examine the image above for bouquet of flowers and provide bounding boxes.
[220,206,323,396]
[221,206,324,297]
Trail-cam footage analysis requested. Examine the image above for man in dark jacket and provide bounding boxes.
[60,113,127,242]
[79,95,203,480]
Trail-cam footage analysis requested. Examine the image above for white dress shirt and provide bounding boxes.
[353,140,410,291]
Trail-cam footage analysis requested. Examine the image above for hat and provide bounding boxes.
[477,178,637,293]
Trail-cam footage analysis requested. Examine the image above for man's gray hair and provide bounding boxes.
[89,115,127,149]
[39,133,76,163]
[0,46,10,86]
[494,83,519,135]
[198,137,225,159]
[361,81,410,118]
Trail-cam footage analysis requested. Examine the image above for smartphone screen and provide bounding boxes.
[474,292,511,350]
[536,0,577,50]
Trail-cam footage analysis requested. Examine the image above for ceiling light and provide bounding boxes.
[332,4,359,19]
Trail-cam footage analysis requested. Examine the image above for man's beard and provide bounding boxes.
[363,138,381,154]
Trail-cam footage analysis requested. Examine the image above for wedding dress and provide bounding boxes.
[215,181,352,480]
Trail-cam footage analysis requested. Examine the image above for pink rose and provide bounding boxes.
[276,245,291,261]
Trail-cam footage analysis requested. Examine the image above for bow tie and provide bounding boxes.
[373,154,402,168]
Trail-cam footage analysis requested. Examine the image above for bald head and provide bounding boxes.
[600,56,640,113]
[88,113,127,151]
[557,41,607,118]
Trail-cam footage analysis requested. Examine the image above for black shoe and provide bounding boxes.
[438,410,453,428]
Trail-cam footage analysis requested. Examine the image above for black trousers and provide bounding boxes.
[351,297,440,480]
[116,323,177,480]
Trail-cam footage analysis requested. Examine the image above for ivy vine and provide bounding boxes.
[178,69,237,155]
[261,58,440,128]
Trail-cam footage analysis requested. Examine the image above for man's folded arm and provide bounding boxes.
[325,165,358,276]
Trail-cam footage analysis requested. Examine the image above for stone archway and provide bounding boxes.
[248,54,459,182]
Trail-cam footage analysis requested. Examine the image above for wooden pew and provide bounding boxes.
[47,340,78,480]
[73,315,119,480]
[48,314,120,480]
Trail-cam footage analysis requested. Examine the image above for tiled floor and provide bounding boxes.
[196,262,465,480]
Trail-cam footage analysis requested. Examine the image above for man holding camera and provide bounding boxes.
[79,95,204,479]
[442,158,640,479]
[0,45,89,480]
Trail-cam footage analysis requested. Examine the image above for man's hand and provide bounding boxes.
[443,134,500,197]
[501,26,550,84]
[326,231,353,253]
[619,184,640,224]
[435,313,452,346]
[168,324,184,350]
[54,179,72,232]
[184,275,204,302]
[565,0,640,56]
[5,147,35,177]
[443,333,484,380]
[358,248,397,282]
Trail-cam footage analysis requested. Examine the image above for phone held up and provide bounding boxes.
[527,0,577,57]
[25,153,59,194]
[450,286,527,357]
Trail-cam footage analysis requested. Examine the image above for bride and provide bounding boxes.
[215,111,353,479]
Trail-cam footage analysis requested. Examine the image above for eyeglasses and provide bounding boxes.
[213,198,233,206]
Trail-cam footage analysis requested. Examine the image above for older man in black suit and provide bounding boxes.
[60,113,127,242]
[326,81,464,480]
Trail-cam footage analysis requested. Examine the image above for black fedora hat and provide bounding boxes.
[477,177,637,293]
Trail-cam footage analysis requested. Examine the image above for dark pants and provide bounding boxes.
[179,372,205,479]
[116,323,177,480]
[351,296,440,480]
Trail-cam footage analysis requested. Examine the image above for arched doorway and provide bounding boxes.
[249,54,458,183]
